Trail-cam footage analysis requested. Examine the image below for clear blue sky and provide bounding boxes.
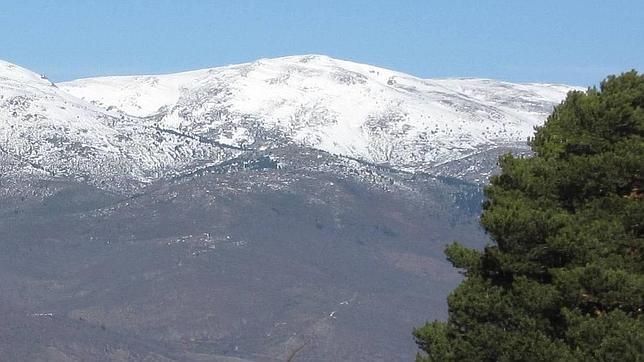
[1,0,642,86]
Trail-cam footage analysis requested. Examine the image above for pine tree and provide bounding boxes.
[414,71,644,361]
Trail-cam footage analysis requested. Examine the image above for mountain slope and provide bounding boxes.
[0,60,240,191]
[60,55,578,175]
[0,145,485,362]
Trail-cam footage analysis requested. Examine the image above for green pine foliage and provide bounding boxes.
[414,71,644,361]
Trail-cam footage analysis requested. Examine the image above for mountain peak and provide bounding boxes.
[59,56,577,167]
[1,56,579,189]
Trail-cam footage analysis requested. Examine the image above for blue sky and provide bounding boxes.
[1,1,642,86]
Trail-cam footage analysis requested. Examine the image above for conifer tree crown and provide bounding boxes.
[414,71,644,362]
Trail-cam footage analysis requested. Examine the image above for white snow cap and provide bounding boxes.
[1,55,580,184]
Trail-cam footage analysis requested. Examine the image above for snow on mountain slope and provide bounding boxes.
[0,60,238,190]
[61,55,579,171]
[1,55,579,189]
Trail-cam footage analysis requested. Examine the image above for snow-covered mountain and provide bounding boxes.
[0,59,239,190]
[1,55,578,189]
[0,56,581,361]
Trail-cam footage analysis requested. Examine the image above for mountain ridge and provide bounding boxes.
[2,55,579,189]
